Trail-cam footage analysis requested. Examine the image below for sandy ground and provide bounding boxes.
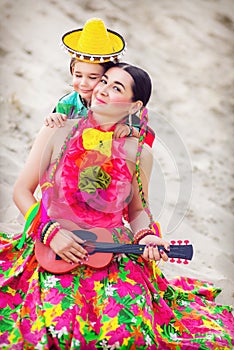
[0,0,233,305]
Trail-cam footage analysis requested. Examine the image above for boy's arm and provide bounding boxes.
[113,121,155,147]
[116,124,156,148]
[113,124,139,139]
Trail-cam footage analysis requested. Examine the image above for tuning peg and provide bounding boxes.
[170,258,175,263]
[183,260,189,264]
[184,240,189,245]
[177,240,182,245]
[176,258,182,264]
[170,240,176,245]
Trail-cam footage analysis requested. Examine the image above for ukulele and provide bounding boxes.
[35,227,194,274]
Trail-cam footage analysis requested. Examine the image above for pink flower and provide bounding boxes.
[60,275,73,289]
[152,301,175,327]
[107,324,130,345]
[104,298,124,317]
[0,290,23,309]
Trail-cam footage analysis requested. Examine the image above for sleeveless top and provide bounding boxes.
[41,115,133,229]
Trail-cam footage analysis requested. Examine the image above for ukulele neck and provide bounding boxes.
[92,242,145,255]
[84,242,193,260]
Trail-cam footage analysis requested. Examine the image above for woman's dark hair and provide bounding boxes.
[69,58,115,75]
[114,62,152,106]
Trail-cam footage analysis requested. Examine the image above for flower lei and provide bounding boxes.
[45,109,160,236]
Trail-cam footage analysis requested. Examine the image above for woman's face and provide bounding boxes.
[72,61,105,103]
[91,67,135,117]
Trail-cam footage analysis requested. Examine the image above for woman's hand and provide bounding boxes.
[139,235,170,262]
[49,229,88,264]
[44,113,67,128]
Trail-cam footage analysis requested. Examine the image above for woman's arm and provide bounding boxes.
[13,123,89,263]
[13,126,54,216]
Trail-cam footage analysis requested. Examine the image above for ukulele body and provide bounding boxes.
[35,227,114,274]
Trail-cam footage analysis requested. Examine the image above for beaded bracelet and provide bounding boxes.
[37,220,61,246]
[45,226,61,247]
[43,223,61,246]
[134,228,155,244]
[42,222,60,244]
[37,222,45,239]
[40,220,56,242]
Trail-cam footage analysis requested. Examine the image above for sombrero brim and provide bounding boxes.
[62,28,126,63]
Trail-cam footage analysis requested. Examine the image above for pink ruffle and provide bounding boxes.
[60,118,132,228]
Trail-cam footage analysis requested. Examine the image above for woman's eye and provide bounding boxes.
[100,79,107,84]
[113,86,121,92]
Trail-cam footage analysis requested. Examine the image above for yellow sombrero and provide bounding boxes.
[62,18,126,63]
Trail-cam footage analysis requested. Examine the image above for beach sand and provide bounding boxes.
[0,0,233,305]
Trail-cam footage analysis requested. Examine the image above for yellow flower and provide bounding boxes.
[27,269,39,285]
[125,277,137,286]
[82,128,113,157]
[94,280,104,293]
[202,317,222,330]
[10,255,25,275]
[44,304,63,326]
[8,329,23,346]
[7,286,16,296]
[32,317,45,331]
[99,317,119,340]
[76,315,85,335]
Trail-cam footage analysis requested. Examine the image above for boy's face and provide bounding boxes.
[72,61,105,104]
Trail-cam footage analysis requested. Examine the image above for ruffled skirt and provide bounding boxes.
[0,229,233,349]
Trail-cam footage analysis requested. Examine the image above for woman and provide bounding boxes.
[0,63,233,349]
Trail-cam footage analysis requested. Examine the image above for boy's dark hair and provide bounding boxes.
[69,58,115,75]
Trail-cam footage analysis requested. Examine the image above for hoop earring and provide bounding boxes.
[128,113,132,127]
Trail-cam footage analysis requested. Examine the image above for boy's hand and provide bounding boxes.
[113,124,139,139]
[44,113,67,128]
[113,123,130,138]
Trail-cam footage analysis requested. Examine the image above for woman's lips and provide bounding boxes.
[95,97,107,104]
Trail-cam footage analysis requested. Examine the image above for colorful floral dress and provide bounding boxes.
[0,116,233,349]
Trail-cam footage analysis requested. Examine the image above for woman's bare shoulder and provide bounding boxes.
[124,137,153,177]
[124,137,153,159]
[41,120,78,160]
